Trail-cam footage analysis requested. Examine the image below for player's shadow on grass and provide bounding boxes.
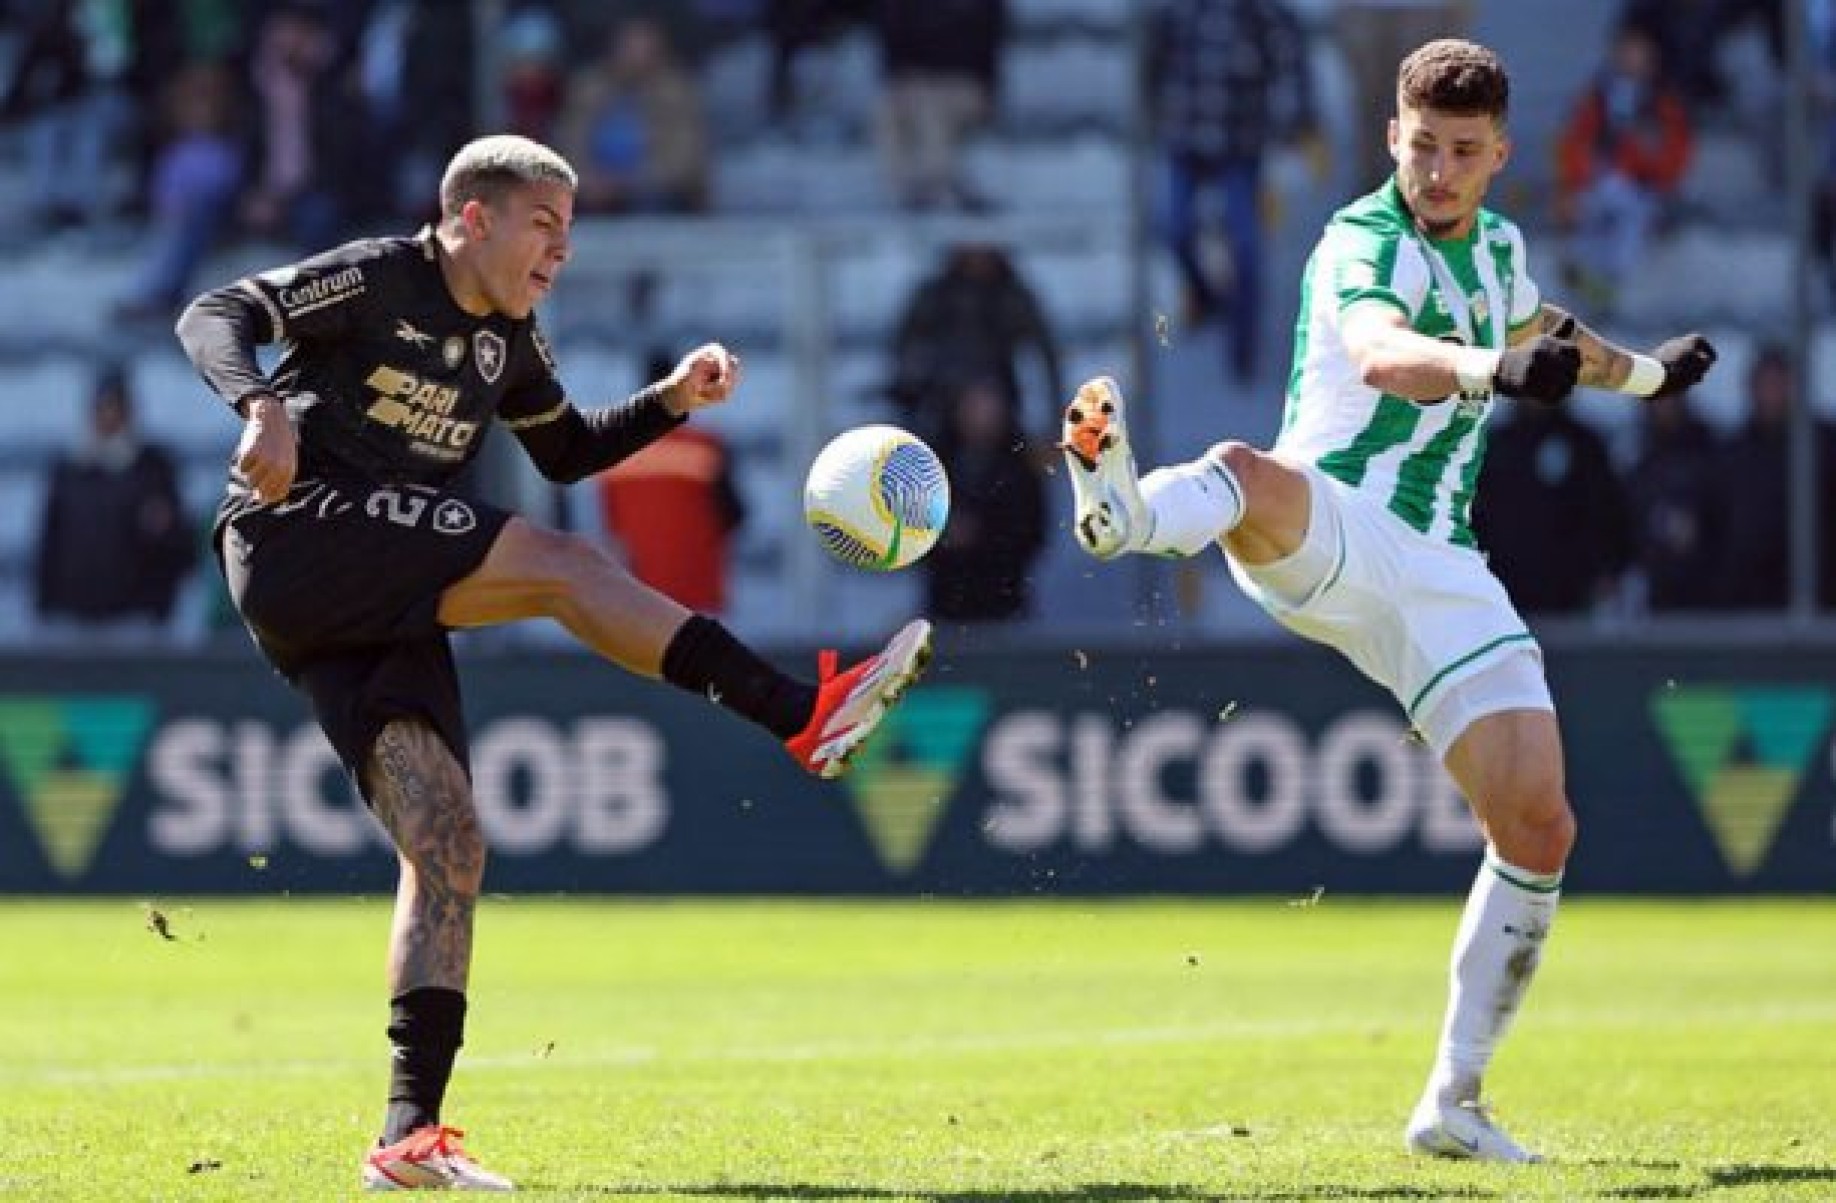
[1599,1163,1836,1198]
[546,1183,1498,1201]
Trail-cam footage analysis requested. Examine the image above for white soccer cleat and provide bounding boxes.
[1405,1096,1542,1164]
[1060,376,1152,559]
[362,1125,515,1191]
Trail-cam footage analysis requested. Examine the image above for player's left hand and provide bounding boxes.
[1650,333,1717,398]
[662,343,742,414]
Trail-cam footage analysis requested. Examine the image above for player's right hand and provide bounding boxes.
[235,393,298,504]
[1493,335,1581,404]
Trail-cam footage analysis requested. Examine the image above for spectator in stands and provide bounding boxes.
[1149,0,1319,383]
[1713,342,1816,609]
[0,0,133,234]
[1620,0,1783,115]
[498,4,567,145]
[597,353,747,615]
[33,366,195,638]
[240,1,367,250]
[925,376,1047,622]
[889,243,1062,453]
[352,0,479,224]
[874,0,1005,211]
[765,0,873,125]
[116,62,244,322]
[557,16,710,215]
[1555,23,1694,316]
[1473,400,1631,615]
[1625,387,1723,612]
[1335,0,1472,190]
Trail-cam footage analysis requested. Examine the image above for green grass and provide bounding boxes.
[0,898,1831,1200]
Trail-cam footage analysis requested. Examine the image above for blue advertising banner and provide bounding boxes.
[0,642,1831,894]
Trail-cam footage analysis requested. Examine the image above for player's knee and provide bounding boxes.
[1208,440,1260,481]
[1503,796,1576,874]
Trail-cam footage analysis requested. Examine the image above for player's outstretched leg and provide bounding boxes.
[785,618,933,779]
[1060,377,1153,558]
[362,1125,513,1191]
[1060,377,1249,561]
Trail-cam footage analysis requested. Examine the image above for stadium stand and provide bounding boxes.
[0,0,1820,646]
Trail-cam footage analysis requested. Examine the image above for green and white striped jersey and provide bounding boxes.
[1276,179,1541,547]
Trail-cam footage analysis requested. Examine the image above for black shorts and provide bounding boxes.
[215,479,512,797]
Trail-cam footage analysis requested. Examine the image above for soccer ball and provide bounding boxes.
[803,424,950,571]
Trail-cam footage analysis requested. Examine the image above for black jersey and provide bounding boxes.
[179,227,686,523]
[188,229,565,493]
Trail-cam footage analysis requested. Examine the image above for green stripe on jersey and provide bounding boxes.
[1391,405,1480,533]
[1448,421,1489,547]
[1317,393,1420,487]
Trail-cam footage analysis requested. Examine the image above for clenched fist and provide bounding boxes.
[661,343,743,415]
[1649,333,1717,399]
[1492,335,1581,405]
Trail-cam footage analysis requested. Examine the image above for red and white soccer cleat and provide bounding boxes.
[785,618,933,779]
[362,1125,514,1191]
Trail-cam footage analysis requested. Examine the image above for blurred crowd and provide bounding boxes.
[3,0,1831,644]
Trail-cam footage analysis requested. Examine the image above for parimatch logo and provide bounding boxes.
[1650,686,1832,876]
[0,697,155,879]
[843,688,991,875]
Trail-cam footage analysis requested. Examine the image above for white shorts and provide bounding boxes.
[1226,463,1553,758]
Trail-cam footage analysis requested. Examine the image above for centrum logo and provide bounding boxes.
[0,696,155,879]
[843,687,991,874]
[1650,686,1831,876]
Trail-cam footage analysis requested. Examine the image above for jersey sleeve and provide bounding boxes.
[176,238,396,412]
[232,238,393,345]
[1325,218,1429,324]
[1500,220,1543,334]
[496,319,569,432]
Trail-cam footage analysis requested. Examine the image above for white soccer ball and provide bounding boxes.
[803,424,950,571]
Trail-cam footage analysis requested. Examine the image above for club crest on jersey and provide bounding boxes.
[433,499,477,535]
[443,337,465,370]
[1469,291,1490,326]
[473,330,506,383]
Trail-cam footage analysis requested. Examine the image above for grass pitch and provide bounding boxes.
[0,897,1830,1201]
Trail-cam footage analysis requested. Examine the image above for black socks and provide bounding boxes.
[661,615,817,740]
[383,987,467,1144]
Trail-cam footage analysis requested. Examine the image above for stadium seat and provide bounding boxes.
[1001,37,1134,134]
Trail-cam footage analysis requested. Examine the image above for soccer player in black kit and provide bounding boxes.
[176,134,932,1191]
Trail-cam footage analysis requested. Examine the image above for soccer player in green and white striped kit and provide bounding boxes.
[1061,38,1716,1162]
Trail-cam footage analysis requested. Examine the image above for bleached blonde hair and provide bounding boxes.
[439,135,577,218]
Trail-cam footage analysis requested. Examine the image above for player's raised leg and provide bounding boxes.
[437,517,929,778]
[1405,690,1573,1164]
[1060,376,1317,563]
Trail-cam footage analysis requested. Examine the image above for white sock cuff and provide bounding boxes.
[1138,454,1246,557]
[1484,850,1563,894]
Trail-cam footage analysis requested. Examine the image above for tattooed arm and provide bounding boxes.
[1512,302,1720,399]
[1511,303,1633,390]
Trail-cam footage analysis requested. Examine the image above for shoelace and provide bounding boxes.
[394,1125,469,1161]
[816,649,838,682]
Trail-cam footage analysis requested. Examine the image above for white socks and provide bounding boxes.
[1138,453,1246,557]
[1426,851,1562,1105]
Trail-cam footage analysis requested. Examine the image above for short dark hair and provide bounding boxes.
[1398,39,1510,123]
